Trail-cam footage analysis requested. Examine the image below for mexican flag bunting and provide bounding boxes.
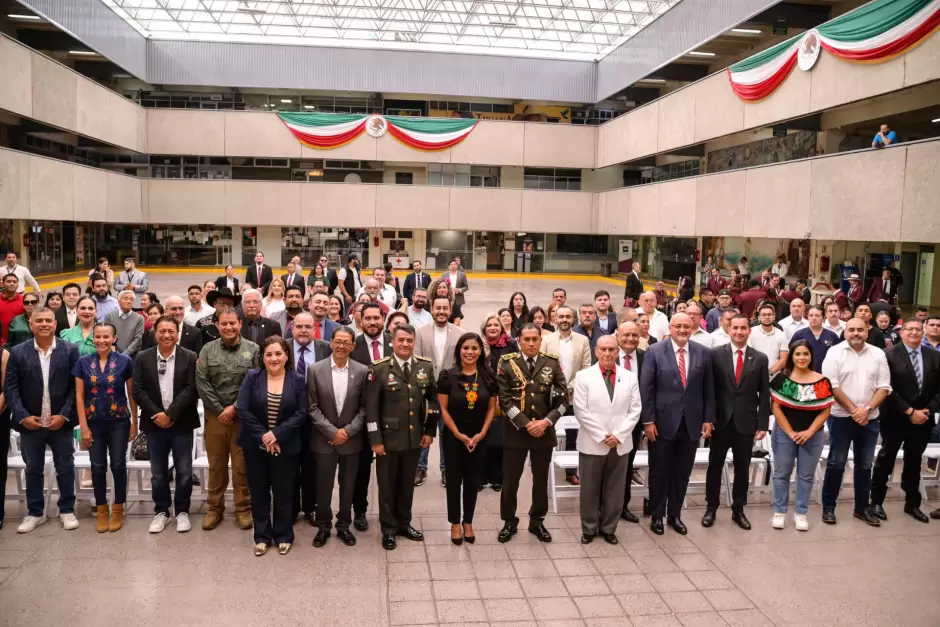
[728,0,940,102]
[278,112,477,151]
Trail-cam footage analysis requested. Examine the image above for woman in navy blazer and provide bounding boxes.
[237,336,308,556]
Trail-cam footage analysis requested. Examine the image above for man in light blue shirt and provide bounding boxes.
[872,124,897,148]
[922,316,940,351]
[90,275,118,322]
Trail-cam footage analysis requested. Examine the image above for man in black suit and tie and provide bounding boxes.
[703,314,770,530]
[215,264,240,294]
[870,318,940,523]
[54,283,82,332]
[133,316,201,534]
[639,312,715,535]
[616,321,646,523]
[309,326,368,547]
[140,295,203,354]
[281,261,306,293]
[402,260,431,304]
[245,251,274,295]
[625,262,644,305]
[349,302,392,531]
[240,289,281,345]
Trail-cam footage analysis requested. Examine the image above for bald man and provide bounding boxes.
[638,292,670,341]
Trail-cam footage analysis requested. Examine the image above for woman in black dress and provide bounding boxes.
[438,333,497,545]
[507,292,529,338]
[480,313,517,492]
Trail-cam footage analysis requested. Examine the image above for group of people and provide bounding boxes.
[0,252,937,558]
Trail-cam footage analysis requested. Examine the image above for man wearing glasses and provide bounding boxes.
[0,273,24,346]
[5,293,38,348]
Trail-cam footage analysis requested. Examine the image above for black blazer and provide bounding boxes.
[883,344,940,423]
[281,272,306,292]
[5,340,79,428]
[402,272,432,303]
[54,307,78,333]
[133,346,200,433]
[625,272,644,302]
[240,316,281,344]
[236,369,309,456]
[351,333,392,366]
[711,344,770,435]
[141,322,204,355]
[246,264,274,294]
[215,276,240,293]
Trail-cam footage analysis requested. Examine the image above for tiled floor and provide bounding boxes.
[4,273,940,626]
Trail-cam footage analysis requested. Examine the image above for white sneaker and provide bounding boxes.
[60,513,79,530]
[149,512,170,534]
[176,512,192,533]
[17,515,47,534]
[771,513,787,529]
[794,514,809,531]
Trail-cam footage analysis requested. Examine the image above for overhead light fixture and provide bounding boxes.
[7,14,41,20]
[303,105,315,110]
[731,28,761,34]
[307,170,323,176]
[280,99,292,103]
[68,50,98,56]
[638,78,665,83]
[688,51,716,57]
[933,117,940,123]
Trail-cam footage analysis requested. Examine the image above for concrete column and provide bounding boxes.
[229,226,242,268]
[255,225,284,270]
[411,229,427,267]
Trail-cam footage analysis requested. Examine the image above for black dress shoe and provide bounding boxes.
[382,533,397,550]
[642,498,650,517]
[822,508,837,525]
[731,510,752,531]
[620,508,639,523]
[498,523,518,543]
[491,483,502,492]
[904,506,929,523]
[396,526,425,541]
[602,533,618,545]
[313,530,330,547]
[650,518,664,535]
[338,529,357,545]
[870,504,887,520]
[931,508,940,520]
[580,533,595,544]
[528,523,552,543]
[305,513,317,527]
[667,517,688,535]
[354,515,369,531]
[191,473,201,487]
[701,510,716,528]
[853,509,881,527]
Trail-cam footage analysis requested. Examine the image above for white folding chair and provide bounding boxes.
[549,450,580,513]
[683,448,731,508]
[921,443,940,500]
[71,427,96,507]
[6,433,54,515]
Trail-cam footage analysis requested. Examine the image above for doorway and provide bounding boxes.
[899,251,917,305]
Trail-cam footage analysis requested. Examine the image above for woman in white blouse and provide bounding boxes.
[262,278,286,317]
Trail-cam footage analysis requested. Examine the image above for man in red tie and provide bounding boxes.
[307,293,339,342]
[282,261,305,293]
[702,314,770,531]
[615,321,647,523]
[245,251,273,295]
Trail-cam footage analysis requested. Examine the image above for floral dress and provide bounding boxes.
[71,352,134,421]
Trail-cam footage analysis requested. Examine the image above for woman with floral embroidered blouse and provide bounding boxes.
[74,322,137,534]
[769,339,834,532]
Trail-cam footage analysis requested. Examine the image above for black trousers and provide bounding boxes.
[315,451,359,532]
[442,432,486,524]
[870,419,931,508]
[623,422,645,509]
[648,422,697,519]
[375,448,421,535]
[482,444,503,485]
[353,434,373,517]
[293,444,317,517]
[705,425,754,511]
[244,447,299,546]
[500,447,553,526]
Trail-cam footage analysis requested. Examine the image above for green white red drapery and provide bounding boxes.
[277,112,478,150]
[728,0,940,101]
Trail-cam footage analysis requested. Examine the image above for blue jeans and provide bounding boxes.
[21,426,76,516]
[822,416,880,512]
[89,420,130,505]
[417,421,445,472]
[771,426,825,514]
[147,430,194,516]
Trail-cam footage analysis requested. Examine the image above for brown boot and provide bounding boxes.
[109,503,125,532]
[202,510,223,530]
[96,504,110,533]
[235,512,253,530]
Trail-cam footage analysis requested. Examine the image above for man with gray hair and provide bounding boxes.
[141,295,203,355]
[105,290,145,357]
[240,288,280,345]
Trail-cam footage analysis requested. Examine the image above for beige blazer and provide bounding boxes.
[415,322,463,379]
[542,331,592,390]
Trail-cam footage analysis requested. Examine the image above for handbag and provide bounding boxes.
[132,431,150,461]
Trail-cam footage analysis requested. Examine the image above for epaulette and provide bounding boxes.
[415,355,432,362]
[372,356,392,365]
[499,352,520,361]
[540,351,560,360]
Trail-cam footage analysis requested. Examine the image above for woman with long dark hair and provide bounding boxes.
[327,294,347,324]
[527,306,551,336]
[480,314,516,492]
[508,292,529,337]
[437,333,497,545]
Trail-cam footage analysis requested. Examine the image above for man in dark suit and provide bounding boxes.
[281,261,306,293]
[245,251,274,295]
[140,295,203,354]
[867,267,898,305]
[309,326,367,547]
[625,262,643,305]
[240,289,281,345]
[639,312,715,535]
[703,314,770,530]
[53,282,82,333]
[442,259,469,309]
[133,316,201,533]
[402,260,431,304]
[215,264,240,294]
[616,321,646,523]
[871,318,940,523]
[5,307,80,533]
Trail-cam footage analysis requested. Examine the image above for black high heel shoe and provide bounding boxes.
[463,523,475,544]
[451,524,464,546]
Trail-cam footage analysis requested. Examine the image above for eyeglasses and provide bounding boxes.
[332,340,354,347]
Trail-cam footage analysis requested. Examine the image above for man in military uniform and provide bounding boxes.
[497,323,568,543]
[366,323,438,550]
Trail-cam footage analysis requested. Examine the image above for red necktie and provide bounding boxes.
[677,348,687,388]
[314,321,321,340]
[735,349,743,384]
[288,273,294,285]
[257,266,262,285]
[371,340,380,361]
[622,355,631,371]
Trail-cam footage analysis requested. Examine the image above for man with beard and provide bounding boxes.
[307,292,339,342]
[91,274,119,322]
[406,287,432,328]
[270,285,306,339]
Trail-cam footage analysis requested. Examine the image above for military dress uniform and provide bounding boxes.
[497,351,567,533]
[366,354,438,539]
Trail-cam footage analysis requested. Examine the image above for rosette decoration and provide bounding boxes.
[278,112,478,151]
[728,0,940,102]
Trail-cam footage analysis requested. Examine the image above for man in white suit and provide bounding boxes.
[573,335,642,545]
[414,295,463,487]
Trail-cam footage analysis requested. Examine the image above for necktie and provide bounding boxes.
[297,346,308,379]
[911,350,923,389]
[371,340,380,362]
[257,265,262,285]
[527,357,535,376]
[735,349,744,384]
[403,361,411,382]
[677,347,687,388]
[603,369,614,400]
[314,321,321,340]
[288,273,294,285]
[623,355,631,371]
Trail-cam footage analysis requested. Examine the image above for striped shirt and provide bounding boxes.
[266,391,282,429]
